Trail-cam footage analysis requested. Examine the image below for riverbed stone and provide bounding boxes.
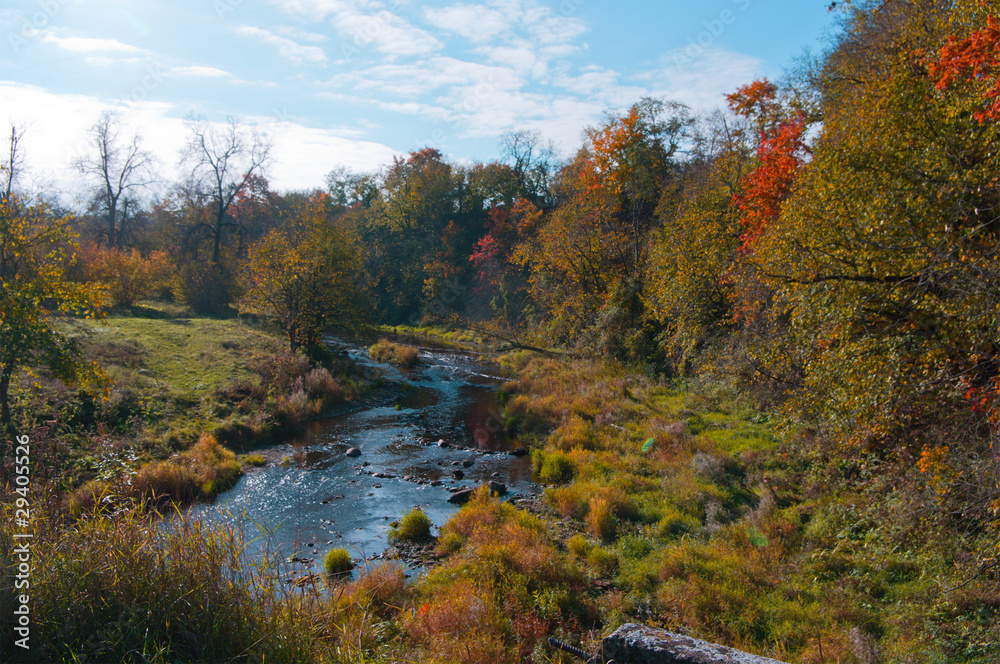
[602,624,788,664]
[487,480,506,496]
[448,488,475,504]
[345,448,361,457]
[452,469,464,480]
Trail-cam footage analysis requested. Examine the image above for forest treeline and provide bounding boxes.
[4,0,1000,530]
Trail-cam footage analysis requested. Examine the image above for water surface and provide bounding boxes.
[191,342,534,575]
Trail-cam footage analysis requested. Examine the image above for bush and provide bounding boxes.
[586,496,617,541]
[81,244,173,306]
[324,548,354,577]
[173,260,236,314]
[251,352,310,393]
[369,339,420,367]
[532,449,575,484]
[389,507,432,543]
[130,433,242,505]
[242,453,266,467]
[304,367,340,398]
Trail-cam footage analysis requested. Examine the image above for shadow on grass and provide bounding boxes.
[108,303,246,321]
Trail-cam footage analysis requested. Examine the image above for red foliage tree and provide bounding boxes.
[928,14,1000,122]
[731,115,808,250]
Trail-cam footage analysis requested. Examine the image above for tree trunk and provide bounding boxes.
[0,363,12,424]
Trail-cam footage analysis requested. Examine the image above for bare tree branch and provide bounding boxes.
[75,111,157,248]
[181,115,272,263]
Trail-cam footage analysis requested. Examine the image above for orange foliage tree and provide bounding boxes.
[928,13,1000,121]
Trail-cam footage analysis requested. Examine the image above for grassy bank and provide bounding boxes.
[494,353,1000,663]
[9,301,363,505]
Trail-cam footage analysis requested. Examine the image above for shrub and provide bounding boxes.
[277,388,316,422]
[304,367,340,398]
[252,352,310,393]
[130,433,242,505]
[324,548,354,577]
[390,507,432,543]
[81,245,173,306]
[567,533,592,558]
[551,414,597,450]
[341,562,407,614]
[656,506,701,539]
[173,260,236,314]
[587,546,619,577]
[586,496,617,541]
[369,339,420,367]
[532,449,575,484]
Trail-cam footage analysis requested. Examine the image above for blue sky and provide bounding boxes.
[0,0,838,199]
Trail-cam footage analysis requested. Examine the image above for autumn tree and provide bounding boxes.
[743,0,1000,447]
[0,129,105,425]
[181,116,272,264]
[646,110,754,370]
[512,98,691,356]
[239,193,362,355]
[75,111,156,248]
[357,148,485,323]
[584,98,690,272]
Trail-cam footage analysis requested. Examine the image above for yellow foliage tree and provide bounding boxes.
[0,201,105,423]
[238,195,361,354]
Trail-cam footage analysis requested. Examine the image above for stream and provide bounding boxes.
[189,341,536,578]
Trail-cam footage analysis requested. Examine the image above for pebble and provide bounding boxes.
[346,448,361,457]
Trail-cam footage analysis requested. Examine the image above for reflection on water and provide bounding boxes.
[190,342,535,575]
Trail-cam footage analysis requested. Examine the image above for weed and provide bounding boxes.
[389,507,432,543]
[325,548,355,577]
[242,453,266,467]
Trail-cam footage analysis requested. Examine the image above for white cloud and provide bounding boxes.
[171,65,230,78]
[42,32,145,54]
[423,5,510,43]
[332,9,442,57]
[638,47,763,110]
[271,0,375,19]
[234,25,328,65]
[263,122,399,189]
[0,82,399,198]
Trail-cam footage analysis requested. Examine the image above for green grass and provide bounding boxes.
[79,302,286,393]
[378,324,492,350]
[389,507,432,543]
[324,548,355,577]
[490,353,1000,662]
